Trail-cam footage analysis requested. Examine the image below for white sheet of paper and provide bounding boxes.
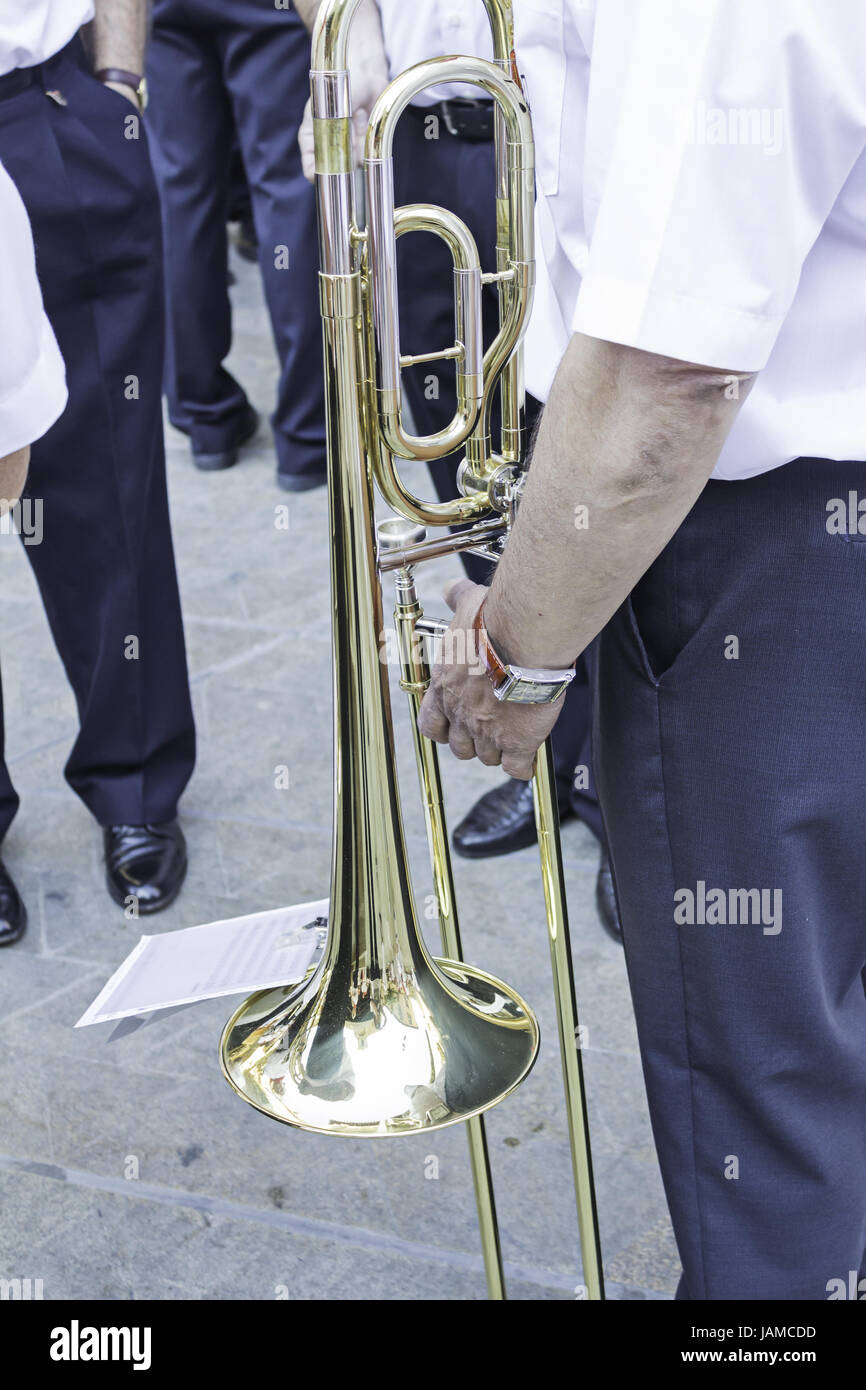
[75,898,328,1027]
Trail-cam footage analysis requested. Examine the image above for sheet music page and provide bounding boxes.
[76,899,328,1027]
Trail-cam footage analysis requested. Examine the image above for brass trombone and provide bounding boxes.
[220,0,604,1301]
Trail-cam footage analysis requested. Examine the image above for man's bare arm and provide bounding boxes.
[0,447,29,510]
[486,334,755,668]
[85,0,148,79]
[418,334,755,776]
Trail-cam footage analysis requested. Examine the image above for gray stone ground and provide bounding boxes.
[0,249,678,1301]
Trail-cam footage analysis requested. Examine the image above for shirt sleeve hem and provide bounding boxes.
[572,273,782,372]
[0,315,67,459]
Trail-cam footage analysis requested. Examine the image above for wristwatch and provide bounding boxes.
[473,601,576,704]
[96,68,148,111]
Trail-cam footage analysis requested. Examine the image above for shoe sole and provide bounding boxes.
[193,449,239,472]
[192,411,260,472]
[276,472,327,493]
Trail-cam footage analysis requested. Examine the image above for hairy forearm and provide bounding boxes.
[88,0,148,73]
[486,333,755,667]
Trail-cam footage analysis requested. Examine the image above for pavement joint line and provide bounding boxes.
[188,633,292,685]
[41,952,117,968]
[70,1055,199,1082]
[586,1044,641,1059]
[0,966,105,1027]
[0,1152,586,1294]
[184,614,325,638]
[180,808,333,836]
[211,818,233,898]
[177,809,445,860]
[2,790,72,804]
[7,732,76,767]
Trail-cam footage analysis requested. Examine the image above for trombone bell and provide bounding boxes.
[221,948,539,1137]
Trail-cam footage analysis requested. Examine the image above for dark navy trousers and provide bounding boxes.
[595,455,866,1298]
[392,111,600,832]
[145,0,326,483]
[0,41,195,836]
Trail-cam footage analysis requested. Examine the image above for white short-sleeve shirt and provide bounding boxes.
[0,3,92,454]
[0,162,66,457]
[377,0,493,105]
[0,0,93,76]
[516,0,866,480]
[0,162,66,455]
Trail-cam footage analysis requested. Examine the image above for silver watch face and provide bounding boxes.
[495,666,575,705]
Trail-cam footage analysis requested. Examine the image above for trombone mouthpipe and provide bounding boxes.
[310,69,355,276]
[310,68,350,121]
[455,266,484,392]
[366,156,401,397]
[310,0,363,73]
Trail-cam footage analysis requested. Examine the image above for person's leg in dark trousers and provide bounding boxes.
[0,675,19,843]
[146,3,250,456]
[0,47,195,836]
[559,645,602,840]
[218,0,326,487]
[595,455,866,1297]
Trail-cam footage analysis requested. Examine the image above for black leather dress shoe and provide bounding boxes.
[452,777,574,859]
[596,848,622,943]
[104,822,188,915]
[0,859,26,946]
[192,403,259,472]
